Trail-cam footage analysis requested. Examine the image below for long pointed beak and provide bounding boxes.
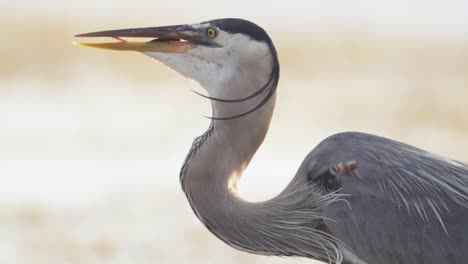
[74,24,215,53]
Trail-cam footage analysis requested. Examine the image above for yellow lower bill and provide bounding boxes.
[73,41,193,53]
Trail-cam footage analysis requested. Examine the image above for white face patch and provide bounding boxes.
[144,51,224,87]
[142,24,273,98]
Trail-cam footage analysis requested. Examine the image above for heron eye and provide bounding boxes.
[206,27,218,39]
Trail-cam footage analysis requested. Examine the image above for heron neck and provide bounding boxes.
[179,52,341,260]
[181,89,280,247]
[180,83,344,262]
[180,80,342,261]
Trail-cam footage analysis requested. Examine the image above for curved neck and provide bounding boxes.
[179,57,342,261]
[181,89,281,253]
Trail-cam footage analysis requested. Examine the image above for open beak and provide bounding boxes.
[74,24,217,53]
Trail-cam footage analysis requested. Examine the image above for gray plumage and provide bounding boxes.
[305,132,468,263]
[76,18,468,264]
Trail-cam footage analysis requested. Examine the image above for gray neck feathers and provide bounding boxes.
[179,57,344,263]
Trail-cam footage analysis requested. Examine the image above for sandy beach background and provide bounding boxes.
[1,1,468,263]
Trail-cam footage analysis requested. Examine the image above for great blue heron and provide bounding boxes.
[75,18,468,264]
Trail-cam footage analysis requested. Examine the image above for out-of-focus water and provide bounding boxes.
[1,14,468,264]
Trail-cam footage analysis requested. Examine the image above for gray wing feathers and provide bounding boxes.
[311,132,468,264]
[360,138,468,231]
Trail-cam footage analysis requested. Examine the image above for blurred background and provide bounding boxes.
[1,1,468,263]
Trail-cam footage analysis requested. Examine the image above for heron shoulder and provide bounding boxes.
[310,131,468,223]
[307,131,390,165]
[310,131,440,163]
[303,131,468,209]
[301,132,468,263]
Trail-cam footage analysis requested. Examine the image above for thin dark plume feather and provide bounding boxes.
[204,58,280,120]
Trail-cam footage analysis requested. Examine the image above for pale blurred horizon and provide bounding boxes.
[1,1,468,264]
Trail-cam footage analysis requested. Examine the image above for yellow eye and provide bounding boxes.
[206,27,218,39]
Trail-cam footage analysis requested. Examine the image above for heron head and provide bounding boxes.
[75,18,278,95]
